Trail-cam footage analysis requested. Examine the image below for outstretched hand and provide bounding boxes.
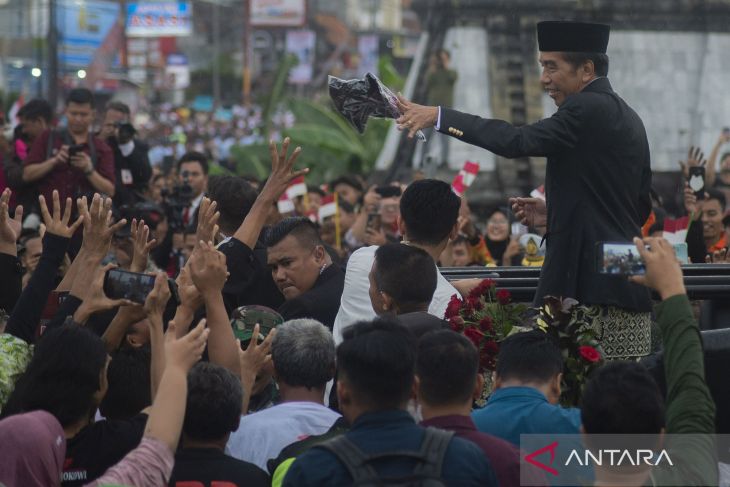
[0,188,23,253]
[509,197,547,229]
[259,137,307,202]
[39,190,84,238]
[78,193,127,259]
[238,323,276,382]
[130,218,158,273]
[396,93,438,139]
[629,237,685,300]
[195,197,220,245]
[189,241,229,296]
[679,145,707,179]
[165,318,209,373]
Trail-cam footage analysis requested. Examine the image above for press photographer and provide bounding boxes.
[99,102,152,208]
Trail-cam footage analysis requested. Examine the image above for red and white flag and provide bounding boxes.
[318,194,338,222]
[286,175,307,199]
[277,193,295,214]
[452,161,479,196]
[663,216,689,244]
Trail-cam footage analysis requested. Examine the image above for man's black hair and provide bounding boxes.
[177,151,209,175]
[105,101,131,116]
[582,362,665,434]
[338,318,416,410]
[264,217,323,249]
[399,179,460,245]
[307,185,326,198]
[17,99,53,123]
[706,188,727,212]
[417,330,478,407]
[3,325,107,427]
[451,235,469,247]
[183,362,243,441]
[99,346,151,420]
[562,52,609,77]
[495,330,563,384]
[207,175,258,235]
[65,87,95,108]
[331,175,364,193]
[374,243,437,309]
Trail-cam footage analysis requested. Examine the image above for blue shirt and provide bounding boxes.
[283,409,497,486]
[472,386,581,446]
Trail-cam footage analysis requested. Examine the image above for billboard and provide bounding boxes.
[286,29,315,84]
[57,0,121,68]
[251,0,306,27]
[126,2,192,37]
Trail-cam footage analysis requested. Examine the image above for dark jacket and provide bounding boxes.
[278,264,345,330]
[109,138,152,208]
[218,237,284,314]
[282,410,497,487]
[440,77,652,311]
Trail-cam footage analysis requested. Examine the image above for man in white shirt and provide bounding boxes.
[333,179,461,344]
[227,319,340,471]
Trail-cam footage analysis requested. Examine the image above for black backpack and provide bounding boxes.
[315,427,453,486]
[46,128,98,168]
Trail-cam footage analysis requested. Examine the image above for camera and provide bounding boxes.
[161,171,194,232]
[116,122,136,143]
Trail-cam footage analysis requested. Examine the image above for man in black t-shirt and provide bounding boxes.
[169,362,269,487]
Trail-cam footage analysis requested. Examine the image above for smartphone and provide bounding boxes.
[688,166,706,200]
[103,268,156,304]
[68,143,87,157]
[167,278,181,307]
[596,242,646,275]
[366,213,382,232]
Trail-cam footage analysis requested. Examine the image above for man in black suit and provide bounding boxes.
[265,217,345,330]
[397,21,653,359]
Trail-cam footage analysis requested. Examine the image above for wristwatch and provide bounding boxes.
[84,167,94,176]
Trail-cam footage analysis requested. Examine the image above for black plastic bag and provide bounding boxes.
[328,72,425,139]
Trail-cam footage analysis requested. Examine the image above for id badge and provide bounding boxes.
[121,169,133,185]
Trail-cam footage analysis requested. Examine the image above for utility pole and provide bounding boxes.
[48,0,59,109]
[212,0,221,107]
[242,0,251,104]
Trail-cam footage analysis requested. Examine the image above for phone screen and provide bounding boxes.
[366,213,382,232]
[597,242,646,275]
[103,269,156,304]
[688,166,706,200]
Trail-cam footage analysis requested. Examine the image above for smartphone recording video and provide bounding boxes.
[366,213,382,232]
[103,268,156,304]
[597,242,646,276]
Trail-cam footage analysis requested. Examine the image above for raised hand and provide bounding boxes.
[679,146,707,179]
[259,137,307,201]
[144,273,171,320]
[130,218,158,273]
[396,93,438,139]
[165,318,209,373]
[78,193,127,259]
[0,188,23,254]
[706,248,730,264]
[195,197,220,245]
[238,324,275,383]
[509,197,547,229]
[629,237,685,300]
[188,241,228,296]
[72,263,137,324]
[175,264,204,312]
[38,190,84,238]
[683,183,708,221]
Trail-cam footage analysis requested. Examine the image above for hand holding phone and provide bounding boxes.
[688,166,706,200]
[366,213,382,232]
[597,242,646,276]
[104,268,157,304]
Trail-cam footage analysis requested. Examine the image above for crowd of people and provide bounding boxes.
[0,18,728,487]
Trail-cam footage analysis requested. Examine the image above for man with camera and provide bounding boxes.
[23,88,116,207]
[99,102,152,208]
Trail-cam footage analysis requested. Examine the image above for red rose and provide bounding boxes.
[578,345,601,363]
[444,295,463,319]
[469,279,496,299]
[449,316,465,332]
[495,289,511,305]
[463,327,483,348]
[479,341,499,370]
[466,296,484,313]
[478,317,494,334]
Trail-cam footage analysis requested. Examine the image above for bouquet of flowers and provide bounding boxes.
[445,279,528,373]
[534,296,605,407]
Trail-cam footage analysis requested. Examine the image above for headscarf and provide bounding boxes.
[0,410,67,487]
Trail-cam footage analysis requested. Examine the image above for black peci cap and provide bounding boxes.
[537,21,610,54]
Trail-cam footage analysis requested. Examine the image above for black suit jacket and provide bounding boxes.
[440,78,652,311]
[278,264,345,330]
[396,311,448,338]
